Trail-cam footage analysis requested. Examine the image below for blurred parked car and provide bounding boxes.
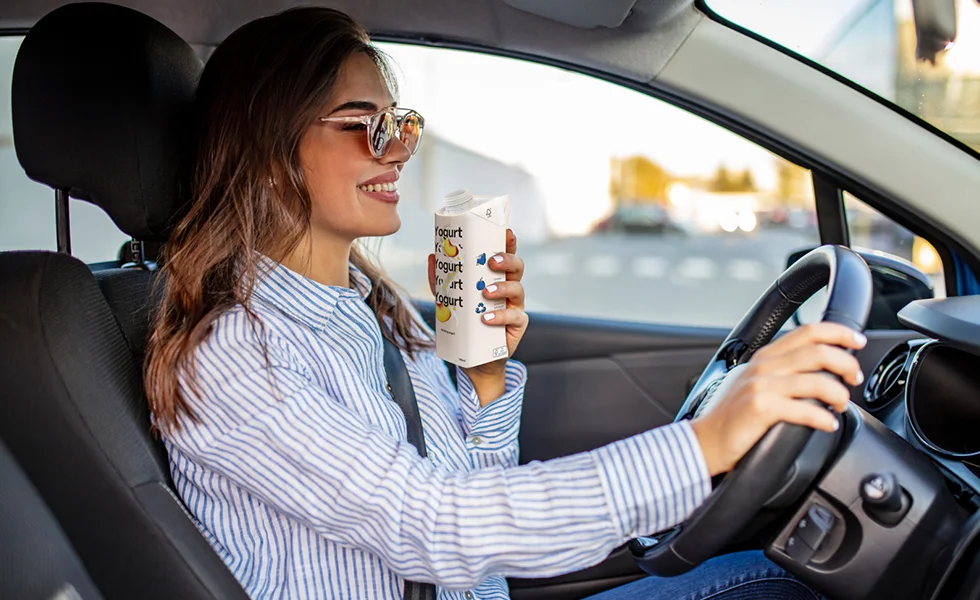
[592,204,686,234]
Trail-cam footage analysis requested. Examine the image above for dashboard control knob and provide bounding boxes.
[861,472,901,511]
[860,472,909,525]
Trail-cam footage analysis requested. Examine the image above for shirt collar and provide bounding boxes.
[250,255,374,332]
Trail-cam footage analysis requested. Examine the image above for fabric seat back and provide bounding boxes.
[0,4,248,598]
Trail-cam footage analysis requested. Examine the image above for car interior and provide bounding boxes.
[5,1,980,599]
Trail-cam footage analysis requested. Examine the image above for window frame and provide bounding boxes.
[3,25,967,307]
[817,173,957,299]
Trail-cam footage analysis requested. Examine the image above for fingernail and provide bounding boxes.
[856,370,865,385]
[493,255,504,264]
[854,331,867,346]
[483,312,495,321]
[832,419,840,431]
[486,284,497,293]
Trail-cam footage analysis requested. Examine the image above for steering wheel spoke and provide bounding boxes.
[633,245,873,577]
[676,360,731,421]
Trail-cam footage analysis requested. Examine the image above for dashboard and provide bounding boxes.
[756,296,980,600]
[636,296,980,600]
[867,297,980,511]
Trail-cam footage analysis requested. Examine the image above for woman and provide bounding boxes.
[145,7,864,600]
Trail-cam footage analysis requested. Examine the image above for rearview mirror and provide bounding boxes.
[912,0,957,63]
[786,247,935,329]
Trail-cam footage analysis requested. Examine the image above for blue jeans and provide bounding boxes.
[585,551,823,600]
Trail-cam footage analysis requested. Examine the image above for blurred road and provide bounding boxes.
[382,228,819,329]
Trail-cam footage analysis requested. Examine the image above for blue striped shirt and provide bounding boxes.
[162,257,712,599]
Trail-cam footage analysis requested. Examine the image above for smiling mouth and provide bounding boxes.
[357,182,399,203]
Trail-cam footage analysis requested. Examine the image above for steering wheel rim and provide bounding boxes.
[632,245,873,577]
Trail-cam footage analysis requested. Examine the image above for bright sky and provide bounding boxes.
[709,0,864,55]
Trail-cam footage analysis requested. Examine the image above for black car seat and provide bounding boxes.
[0,438,104,600]
[0,4,248,599]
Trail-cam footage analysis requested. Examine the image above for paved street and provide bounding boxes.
[382,228,819,328]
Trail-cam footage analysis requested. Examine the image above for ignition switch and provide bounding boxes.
[860,472,911,525]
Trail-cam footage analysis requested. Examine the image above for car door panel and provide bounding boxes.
[516,347,717,463]
[418,303,725,459]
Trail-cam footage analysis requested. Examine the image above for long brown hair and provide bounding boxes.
[145,8,432,432]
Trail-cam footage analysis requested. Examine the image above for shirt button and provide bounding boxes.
[465,592,474,600]
[470,436,482,446]
[386,383,393,393]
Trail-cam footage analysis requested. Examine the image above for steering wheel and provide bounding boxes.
[632,245,873,576]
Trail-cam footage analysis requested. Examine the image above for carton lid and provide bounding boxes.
[444,189,473,209]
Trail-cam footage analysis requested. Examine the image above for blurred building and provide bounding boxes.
[377,132,550,295]
[391,132,549,250]
[609,156,672,206]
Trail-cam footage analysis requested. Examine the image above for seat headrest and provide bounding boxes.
[12,3,203,241]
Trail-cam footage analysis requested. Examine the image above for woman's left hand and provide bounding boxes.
[428,228,529,381]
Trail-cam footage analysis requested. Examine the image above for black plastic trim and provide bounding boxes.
[823,174,967,301]
[813,174,849,247]
[899,298,980,365]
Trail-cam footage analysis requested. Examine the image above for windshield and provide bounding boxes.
[707,0,980,154]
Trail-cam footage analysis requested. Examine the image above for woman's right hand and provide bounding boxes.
[690,323,867,477]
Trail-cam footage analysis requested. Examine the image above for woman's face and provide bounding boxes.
[298,52,411,243]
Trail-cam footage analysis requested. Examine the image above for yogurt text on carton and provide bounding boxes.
[434,189,510,367]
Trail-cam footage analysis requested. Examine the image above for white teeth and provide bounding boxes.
[358,182,397,193]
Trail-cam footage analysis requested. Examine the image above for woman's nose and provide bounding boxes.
[381,136,412,165]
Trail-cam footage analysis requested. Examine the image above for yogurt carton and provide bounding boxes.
[433,189,510,367]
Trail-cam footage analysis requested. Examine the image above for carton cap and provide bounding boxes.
[444,189,474,208]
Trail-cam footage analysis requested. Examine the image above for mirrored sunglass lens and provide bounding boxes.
[369,112,396,156]
[400,113,422,154]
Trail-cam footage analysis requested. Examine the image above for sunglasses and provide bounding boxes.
[318,107,425,159]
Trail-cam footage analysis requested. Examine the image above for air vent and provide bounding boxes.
[863,344,911,411]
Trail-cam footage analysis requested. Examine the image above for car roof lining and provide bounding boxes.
[500,0,638,29]
[0,0,699,83]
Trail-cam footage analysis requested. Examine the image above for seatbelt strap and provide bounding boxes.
[381,336,437,600]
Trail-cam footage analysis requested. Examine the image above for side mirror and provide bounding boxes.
[787,247,935,330]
